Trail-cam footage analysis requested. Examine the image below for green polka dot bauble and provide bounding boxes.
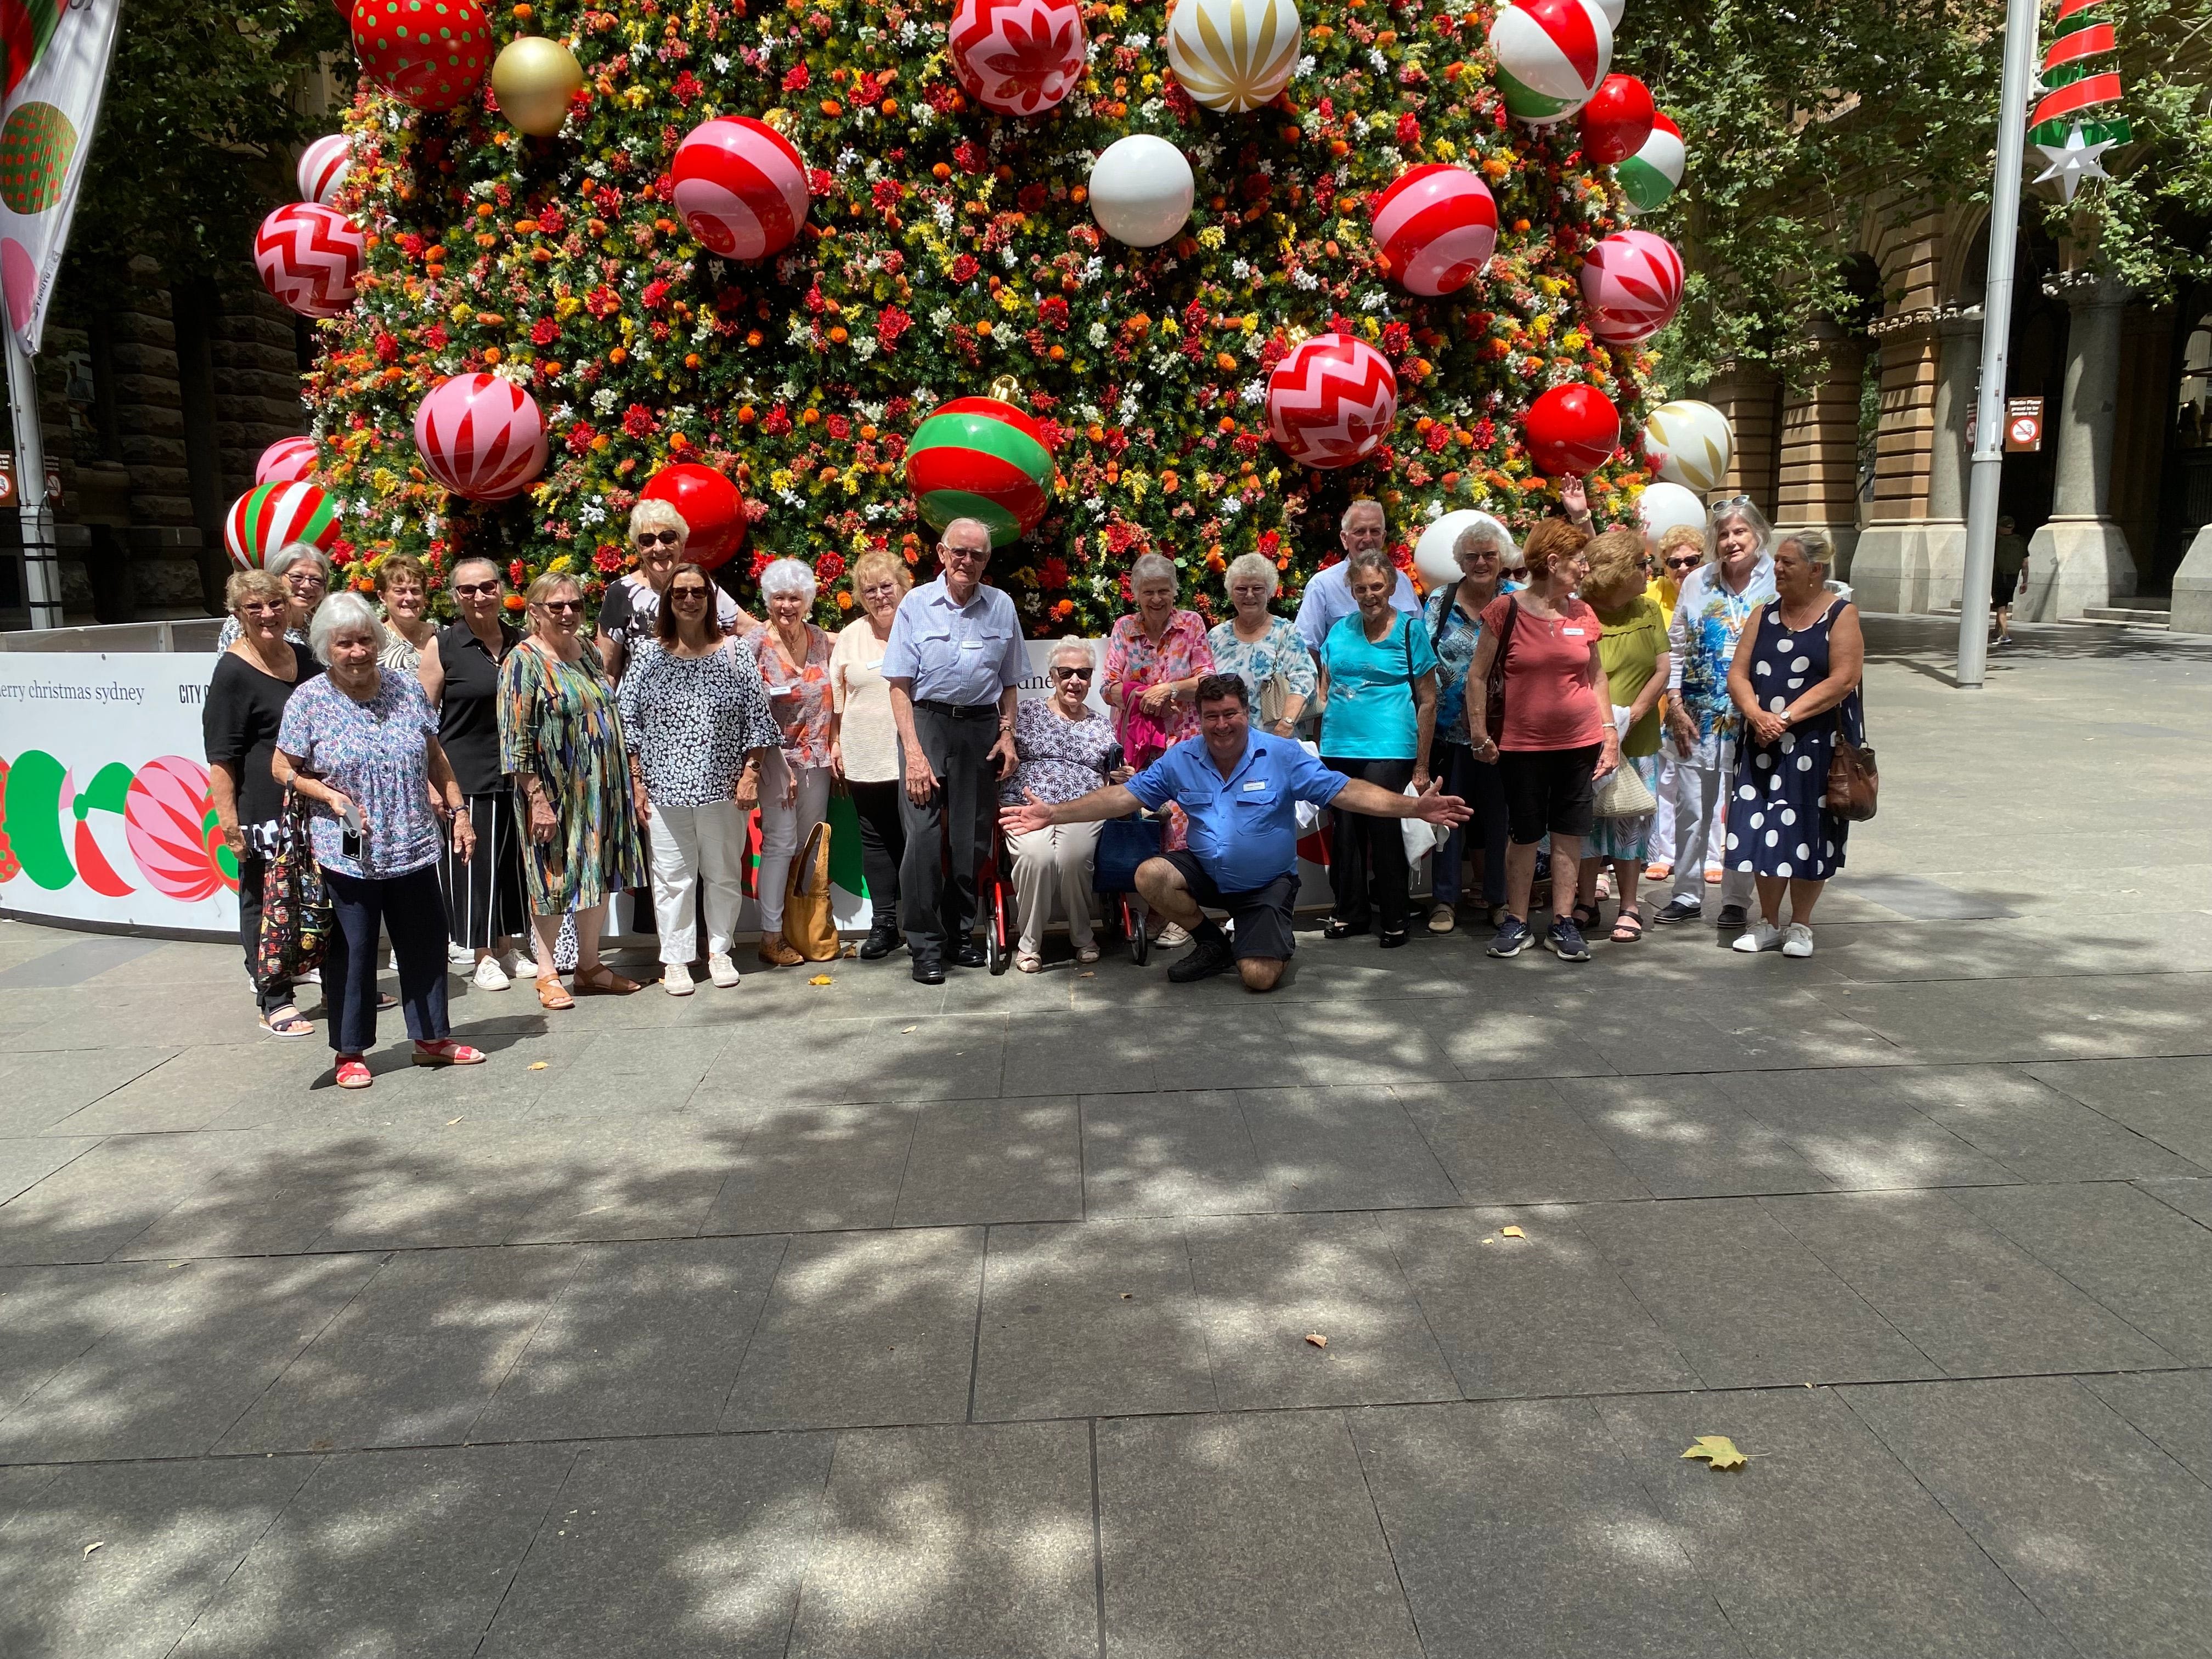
[0,103,75,215]
[348,0,492,111]
[1,0,63,100]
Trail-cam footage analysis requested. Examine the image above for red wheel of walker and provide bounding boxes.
[987,874,1012,975]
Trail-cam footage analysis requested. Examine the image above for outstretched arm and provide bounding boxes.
[999,782,1143,838]
[1331,776,1472,828]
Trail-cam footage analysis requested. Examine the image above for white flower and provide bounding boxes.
[1084,495,1105,515]
[591,388,618,413]
[836,148,860,173]
[1084,256,1104,282]
[1368,48,1387,72]
[1122,30,1150,48]
[931,307,954,330]
[777,380,800,400]
[899,19,917,43]
[787,318,812,344]
[578,499,607,526]
[1088,321,1108,346]
[1361,290,1391,311]
[1424,499,1443,520]
[1231,258,1252,280]
[852,336,879,359]
[1291,269,1319,290]
[1141,98,1165,118]
[1218,498,1242,517]
[1002,246,1020,268]
[933,201,955,229]
[1241,379,1267,405]
[712,53,731,72]
[915,101,935,128]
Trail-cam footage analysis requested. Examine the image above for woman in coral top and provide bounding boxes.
[1463,516,1620,963]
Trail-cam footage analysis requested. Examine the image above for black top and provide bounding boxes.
[202,642,321,828]
[434,617,522,796]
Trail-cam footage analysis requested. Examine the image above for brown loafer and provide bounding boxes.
[572,965,640,995]
[757,932,804,967]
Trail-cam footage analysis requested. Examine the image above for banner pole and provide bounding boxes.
[5,330,62,631]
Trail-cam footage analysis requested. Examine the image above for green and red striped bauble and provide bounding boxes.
[223,481,340,570]
[2029,0,2129,149]
[903,397,1055,546]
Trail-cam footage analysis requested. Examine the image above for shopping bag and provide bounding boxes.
[782,819,842,960]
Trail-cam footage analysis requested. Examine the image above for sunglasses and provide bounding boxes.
[635,531,682,548]
[1664,556,1703,571]
[539,598,585,614]
[1050,665,1093,681]
[669,586,712,602]
[453,580,500,596]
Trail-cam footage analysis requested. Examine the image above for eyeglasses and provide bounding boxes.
[940,544,988,562]
[1664,556,1703,572]
[669,586,711,603]
[453,580,500,596]
[285,571,324,587]
[635,531,682,548]
[539,598,585,614]
[1050,665,1093,681]
[1716,494,1752,511]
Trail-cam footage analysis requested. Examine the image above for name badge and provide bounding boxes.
[1561,626,1587,637]
[1243,780,1268,792]
[959,637,983,650]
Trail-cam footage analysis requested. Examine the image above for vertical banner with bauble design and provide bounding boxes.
[1,0,121,354]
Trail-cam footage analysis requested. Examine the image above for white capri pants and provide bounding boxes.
[1671,743,1754,911]
[645,799,746,966]
[757,754,833,934]
[1007,822,1102,953]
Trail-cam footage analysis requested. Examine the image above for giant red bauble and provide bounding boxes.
[1578,74,1656,166]
[640,461,748,569]
[1523,384,1621,477]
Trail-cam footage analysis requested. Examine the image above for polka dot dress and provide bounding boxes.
[1727,599,1863,882]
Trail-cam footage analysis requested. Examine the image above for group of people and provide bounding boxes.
[203,485,1867,1085]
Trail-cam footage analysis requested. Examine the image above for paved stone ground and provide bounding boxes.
[2,614,2209,1659]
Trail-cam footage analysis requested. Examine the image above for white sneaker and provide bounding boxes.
[1732,923,1783,954]
[708,952,742,988]
[497,946,531,979]
[662,967,695,996]
[1781,923,1815,958]
[449,939,476,964]
[471,954,511,992]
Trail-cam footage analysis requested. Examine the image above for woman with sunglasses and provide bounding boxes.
[619,562,782,994]
[830,550,914,961]
[1642,524,1709,884]
[498,571,651,1007]
[594,500,752,684]
[1000,637,1121,971]
[216,543,330,649]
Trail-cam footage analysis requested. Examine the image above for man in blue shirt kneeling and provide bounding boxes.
[1001,674,1471,990]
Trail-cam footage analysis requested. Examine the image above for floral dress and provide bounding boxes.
[497,639,649,915]
[1000,699,1120,806]
[1104,608,1215,766]
[754,623,836,771]
[1205,615,1316,724]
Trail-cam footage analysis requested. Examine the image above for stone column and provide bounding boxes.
[1701,358,1780,510]
[1909,310,1980,611]
[2025,273,2134,619]
[1774,319,1865,575]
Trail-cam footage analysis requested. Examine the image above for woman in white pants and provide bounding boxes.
[616,563,781,994]
[1000,638,1124,971]
[753,558,839,966]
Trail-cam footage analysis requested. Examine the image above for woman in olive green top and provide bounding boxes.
[1572,529,1672,942]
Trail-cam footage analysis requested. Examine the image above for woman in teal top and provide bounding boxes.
[1315,548,1441,947]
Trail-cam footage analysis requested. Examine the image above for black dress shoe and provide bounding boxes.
[857,923,901,961]
[954,939,988,969]
[911,958,946,985]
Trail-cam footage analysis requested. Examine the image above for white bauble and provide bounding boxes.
[1637,481,1708,545]
[1087,134,1195,248]
[1414,510,1519,585]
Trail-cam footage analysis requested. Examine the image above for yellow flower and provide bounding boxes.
[1434,139,1457,161]
[555,295,582,320]
[449,300,473,322]
[1530,314,1553,340]
[769,467,795,492]
[1197,225,1226,249]
[1563,330,1588,351]
[369,467,399,495]
[548,554,573,574]
[994,286,1023,314]
[1140,72,1159,91]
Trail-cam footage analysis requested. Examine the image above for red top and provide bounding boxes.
[1483,594,1609,752]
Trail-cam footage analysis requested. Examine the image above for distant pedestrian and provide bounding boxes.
[1991,515,2029,645]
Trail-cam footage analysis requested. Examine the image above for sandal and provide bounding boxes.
[261,1005,313,1039]
[1015,950,1043,974]
[573,964,641,996]
[1075,943,1101,964]
[377,992,400,1012]
[1571,901,1603,933]
[536,974,575,1011]
[1609,906,1645,944]
[413,1039,487,1066]
[334,1054,373,1090]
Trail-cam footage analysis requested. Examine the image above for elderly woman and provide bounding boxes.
[594,499,751,682]
[830,550,912,960]
[375,555,437,670]
[216,543,329,648]
[498,571,651,1007]
[619,562,782,994]
[1317,546,1441,948]
[1103,551,1215,769]
[1423,520,1517,933]
[1567,529,1672,944]
[1206,552,1314,740]
[272,593,484,1089]
[204,567,324,1035]
[753,557,837,966]
[1643,523,1709,883]
[1466,518,1621,963]
[1724,531,1865,958]
[1000,637,1121,972]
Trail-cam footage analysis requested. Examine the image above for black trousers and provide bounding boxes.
[1323,755,1416,934]
[322,864,451,1056]
[897,706,998,963]
[1431,741,1510,909]
[848,779,906,932]
[235,846,294,1018]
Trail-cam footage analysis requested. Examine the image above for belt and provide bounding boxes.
[915,699,1000,720]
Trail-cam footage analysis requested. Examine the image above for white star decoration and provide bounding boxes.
[2033,123,2118,202]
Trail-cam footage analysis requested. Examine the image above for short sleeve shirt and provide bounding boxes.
[1127,734,1348,891]
[203,643,321,829]
[275,669,444,879]
[754,623,836,770]
[617,638,781,806]
[1001,698,1119,806]
[1482,594,1609,753]
[879,577,1030,706]
[1317,611,1441,760]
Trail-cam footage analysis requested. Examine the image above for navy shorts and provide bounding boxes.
[1155,850,1299,961]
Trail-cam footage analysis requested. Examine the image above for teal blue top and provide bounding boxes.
[1317,611,1441,761]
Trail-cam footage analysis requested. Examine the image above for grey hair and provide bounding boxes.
[1711,496,1774,551]
[1776,530,1833,573]
[1346,546,1396,579]
[628,498,689,543]
[448,556,504,591]
[1130,551,1178,589]
[939,516,993,551]
[1452,521,1511,567]
[308,590,387,663]
[758,557,818,602]
[1049,634,1096,670]
[1340,498,1385,531]
[266,542,332,583]
[1223,551,1279,597]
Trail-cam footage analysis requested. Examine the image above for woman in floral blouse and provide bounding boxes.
[752,557,837,966]
[1103,551,1215,769]
[1206,552,1315,738]
[1000,639,1122,971]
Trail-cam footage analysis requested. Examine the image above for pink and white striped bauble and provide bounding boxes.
[950,0,1087,115]
[252,202,363,319]
[255,436,318,486]
[1578,229,1685,344]
[413,374,549,503]
[1266,333,1398,470]
[670,117,811,262]
[296,134,352,206]
[1370,164,1499,297]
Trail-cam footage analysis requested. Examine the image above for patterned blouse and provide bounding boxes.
[274,669,444,881]
[1423,579,1522,740]
[1000,697,1120,807]
[1104,608,1215,757]
[617,637,782,809]
[755,622,836,770]
[1205,614,1316,720]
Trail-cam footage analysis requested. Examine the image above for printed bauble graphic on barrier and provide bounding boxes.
[904,396,1056,546]
[0,750,132,896]
[253,202,364,320]
[125,757,235,901]
[950,0,1087,116]
[1087,134,1194,249]
[1523,383,1620,476]
[1413,510,1518,585]
[1618,111,1685,215]
[670,116,811,262]
[255,436,319,487]
[491,36,584,137]
[0,100,75,215]
[413,373,550,503]
[1578,74,1655,166]
[224,481,340,569]
[1370,165,1498,298]
[1489,0,1611,125]
[1637,479,1709,545]
[1578,228,1684,343]
[1164,0,1303,113]
[1268,333,1398,470]
[640,461,748,569]
[296,134,352,206]
[1644,399,1734,493]
[349,0,492,111]
[1,0,63,100]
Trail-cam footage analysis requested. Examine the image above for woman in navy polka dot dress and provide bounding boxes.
[1722,531,1865,958]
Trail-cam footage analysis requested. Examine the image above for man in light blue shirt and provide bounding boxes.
[882,518,1032,982]
[1001,673,1468,990]
[1293,499,1419,656]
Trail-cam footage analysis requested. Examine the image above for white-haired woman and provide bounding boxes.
[216,543,330,648]
[273,592,484,1088]
[1424,519,1519,932]
[753,556,837,966]
[1103,550,1215,770]
[1000,637,1122,970]
[830,549,913,960]
[1206,552,1315,738]
[594,498,751,683]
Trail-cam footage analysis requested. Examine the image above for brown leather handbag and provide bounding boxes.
[1825,701,1878,821]
[782,819,844,960]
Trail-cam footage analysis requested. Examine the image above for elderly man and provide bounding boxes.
[1002,674,1470,990]
[883,518,1030,984]
[1292,499,1420,657]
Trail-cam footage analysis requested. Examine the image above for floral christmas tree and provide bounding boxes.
[291,0,1673,631]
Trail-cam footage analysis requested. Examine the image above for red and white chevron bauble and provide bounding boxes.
[296,134,352,206]
[255,436,318,486]
[670,117,811,262]
[413,374,550,503]
[1370,165,1499,297]
[1267,334,1398,470]
[252,203,364,320]
[1578,229,1684,343]
[951,0,1087,115]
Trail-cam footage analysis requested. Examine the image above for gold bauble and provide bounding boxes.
[492,37,584,138]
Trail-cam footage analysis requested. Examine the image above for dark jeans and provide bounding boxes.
[848,779,906,932]
[235,847,294,1018]
[322,864,451,1056]
[1431,741,1509,909]
[1322,755,1416,934]
[896,706,999,964]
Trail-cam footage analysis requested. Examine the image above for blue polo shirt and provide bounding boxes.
[1126,734,1348,892]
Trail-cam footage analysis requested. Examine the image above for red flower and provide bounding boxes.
[373,331,399,363]
[671,70,703,105]
[425,323,449,349]
[584,285,620,319]
[565,421,596,454]
[1017,182,1047,212]
[1382,321,1412,356]
[949,253,979,283]
[782,61,809,91]
[814,550,846,587]
[508,559,526,586]
[876,305,913,351]
[396,233,424,258]
[806,167,833,198]
[1038,296,1069,330]
[826,414,851,440]
[1039,556,1069,588]
[536,206,566,236]
[593,544,625,572]
[1396,111,1421,148]
[953,139,986,175]
[530,317,559,346]
[871,178,901,211]
[881,250,905,276]
[763,403,793,436]
[1424,422,1452,454]
[623,403,657,438]
[641,279,670,309]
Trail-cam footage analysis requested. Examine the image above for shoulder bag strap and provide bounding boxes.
[1430,582,1459,651]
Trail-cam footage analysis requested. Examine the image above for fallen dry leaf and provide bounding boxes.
[1120,1292,1134,1301]
[1304,1333,1328,1348]
[1076,970,1095,979]
[1680,1435,1747,1471]
[528,1062,548,1071]
[83,1542,104,1557]
[901,1025,918,1034]
[1500,1225,1526,1239]
[447,1116,463,1126]
[808,974,834,986]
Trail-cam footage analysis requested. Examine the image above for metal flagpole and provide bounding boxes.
[1957,0,2043,687]
[4,329,62,631]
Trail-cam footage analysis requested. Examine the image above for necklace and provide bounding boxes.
[1779,592,1831,630]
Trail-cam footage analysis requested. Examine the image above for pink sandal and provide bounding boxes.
[334,1054,373,1090]
[413,1039,487,1067]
